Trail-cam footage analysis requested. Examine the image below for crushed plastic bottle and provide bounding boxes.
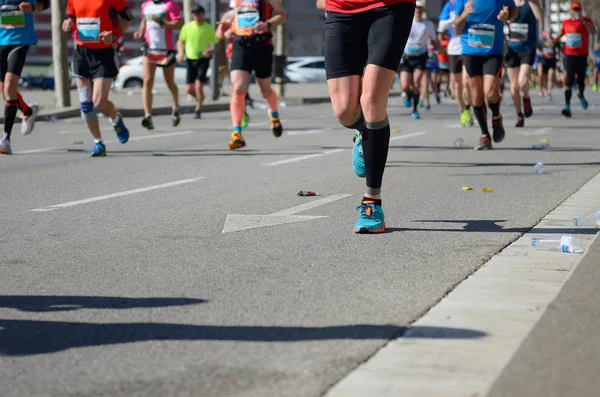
[297,191,318,197]
[532,162,545,175]
[572,210,600,227]
[531,235,583,253]
[532,138,550,150]
[46,115,57,123]
[454,137,464,147]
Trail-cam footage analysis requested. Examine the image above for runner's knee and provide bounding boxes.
[78,87,96,121]
[360,91,385,121]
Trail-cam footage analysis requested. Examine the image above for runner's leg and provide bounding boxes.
[162,63,180,109]
[76,77,101,140]
[142,57,157,117]
[519,63,533,117]
[508,66,521,116]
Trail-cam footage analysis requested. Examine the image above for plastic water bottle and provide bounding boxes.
[454,137,464,147]
[531,235,583,253]
[572,210,600,227]
[532,162,545,175]
[532,142,550,150]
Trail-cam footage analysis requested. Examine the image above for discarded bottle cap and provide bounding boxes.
[454,138,464,147]
[482,188,494,193]
[392,129,401,133]
[462,186,473,191]
[540,138,549,144]
[297,191,318,197]
[69,141,84,145]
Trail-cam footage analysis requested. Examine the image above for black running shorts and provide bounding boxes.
[230,35,273,79]
[186,58,210,84]
[463,54,504,77]
[325,2,415,79]
[399,53,427,73]
[448,55,463,74]
[540,58,556,73]
[0,45,29,81]
[505,50,536,68]
[71,45,119,80]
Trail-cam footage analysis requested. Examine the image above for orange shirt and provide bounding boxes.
[438,37,449,63]
[67,0,128,49]
[560,17,594,56]
[325,0,415,14]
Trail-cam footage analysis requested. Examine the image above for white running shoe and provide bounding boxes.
[21,103,39,135]
[0,137,12,154]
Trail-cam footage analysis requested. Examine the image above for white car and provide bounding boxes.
[284,56,326,83]
[114,56,212,89]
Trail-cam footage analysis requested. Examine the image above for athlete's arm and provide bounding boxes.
[454,0,473,30]
[553,24,565,44]
[33,0,49,13]
[528,0,544,27]
[176,38,184,64]
[133,18,146,40]
[265,0,286,28]
[63,0,75,33]
[216,11,233,40]
[152,16,183,30]
[582,17,597,35]
[316,0,325,10]
[117,8,134,35]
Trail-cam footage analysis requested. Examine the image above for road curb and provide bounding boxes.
[1,93,403,123]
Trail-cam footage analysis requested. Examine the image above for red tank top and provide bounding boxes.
[325,0,414,14]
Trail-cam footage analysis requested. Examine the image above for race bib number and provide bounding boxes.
[543,47,554,55]
[567,33,582,48]
[509,23,528,42]
[147,49,169,65]
[77,18,101,43]
[439,61,449,69]
[0,5,25,29]
[405,44,424,55]
[468,24,495,49]
[236,7,259,30]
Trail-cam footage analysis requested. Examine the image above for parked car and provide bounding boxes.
[284,56,326,83]
[114,56,206,90]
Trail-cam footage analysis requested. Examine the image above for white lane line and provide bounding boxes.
[271,194,354,216]
[30,177,206,212]
[390,131,427,141]
[15,130,196,154]
[287,128,332,136]
[516,127,555,136]
[325,172,600,397]
[263,149,344,167]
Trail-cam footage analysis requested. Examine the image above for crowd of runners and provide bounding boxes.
[0,0,598,233]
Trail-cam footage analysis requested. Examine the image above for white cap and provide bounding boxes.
[416,1,425,8]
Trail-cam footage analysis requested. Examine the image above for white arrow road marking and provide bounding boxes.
[222,194,353,234]
[516,127,555,136]
[30,177,206,212]
[263,149,344,166]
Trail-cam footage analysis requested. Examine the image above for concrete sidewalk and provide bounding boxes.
[14,83,353,123]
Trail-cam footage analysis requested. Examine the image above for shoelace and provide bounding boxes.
[356,203,377,218]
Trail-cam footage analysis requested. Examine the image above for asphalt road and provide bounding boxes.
[1,91,600,397]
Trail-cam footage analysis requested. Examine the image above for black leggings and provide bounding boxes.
[564,55,587,90]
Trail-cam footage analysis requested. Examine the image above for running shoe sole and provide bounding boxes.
[21,104,39,135]
[354,222,386,234]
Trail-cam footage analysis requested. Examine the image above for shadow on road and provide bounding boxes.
[384,220,599,235]
[0,295,206,312]
[0,320,487,356]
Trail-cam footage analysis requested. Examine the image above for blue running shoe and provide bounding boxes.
[90,141,106,157]
[352,132,366,178]
[354,201,386,234]
[404,97,411,108]
[425,104,431,111]
[412,112,421,120]
[112,113,129,144]
[579,95,589,110]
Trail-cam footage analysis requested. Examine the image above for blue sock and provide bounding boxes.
[270,111,279,119]
[233,126,242,134]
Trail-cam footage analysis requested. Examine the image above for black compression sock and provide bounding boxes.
[4,100,18,139]
[565,88,572,106]
[362,118,391,196]
[473,105,490,136]
[412,93,419,112]
[465,105,471,110]
[489,101,500,118]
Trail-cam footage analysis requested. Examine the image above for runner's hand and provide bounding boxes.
[150,15,162,24]
[176,53,184,64]
[497,6,510,22]
[463,1,475,17]
[133,31,143,40]
[202,48,213,58]
[18,2,33,13]
[100,31,114,45]
[254,21,269,34]
[62,18,73,33]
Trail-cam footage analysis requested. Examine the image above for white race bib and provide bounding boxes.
[0,5,25,29]
[468,24,495,49]
[567,33,582,48]
[77,18,101,43]
[509,23,529,42]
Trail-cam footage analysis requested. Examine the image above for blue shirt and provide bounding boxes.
[507,1,538,53]
[439,2,454,38]
[455,0,515,56]
[0,0,38,46]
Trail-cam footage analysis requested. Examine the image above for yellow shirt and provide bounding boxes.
[179,21,218,60]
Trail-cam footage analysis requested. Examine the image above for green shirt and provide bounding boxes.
[179,21,219,60]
